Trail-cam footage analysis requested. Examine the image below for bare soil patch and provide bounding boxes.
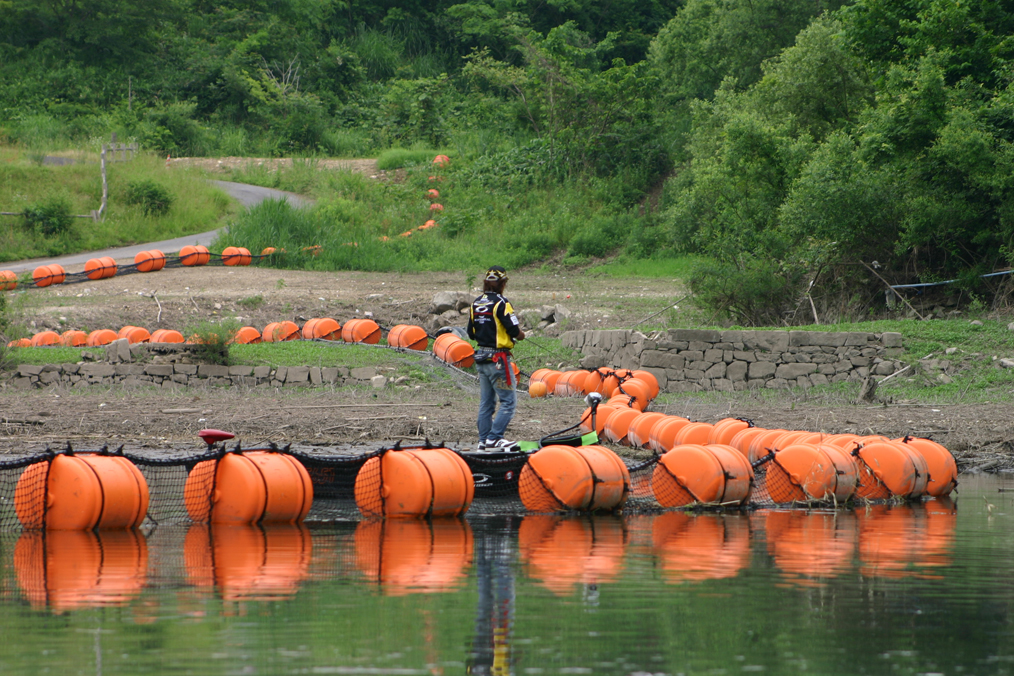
[6,266,1013,468]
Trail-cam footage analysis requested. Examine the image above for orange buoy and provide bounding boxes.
[84,256,116,279]
[98,256,117,278]
[818,443,859,501]
[355,519,472,595]
[261,247,277,256]
[7,338,31,347]
[120,326,151,344]
[746,428,788,463]
[709,418,751,445]
[32,265,57,287]
[529,381,548,397]
[538,370,563,394]
[854,441,928,500]
[15,454,149,530]
[262,320,300,342]
[302,317,342,340]
[148,249,166,271]
[0,270,17,290]
[231,326,263,344]
[554,371,584,397]
[179,245,201,266]
[613,378,651,410]
[728,426,767,458]
[342,318,382,345]
[652,444,753,507]
[354,447,474,518]
[185,524,311,601]
[578,404,619,436]
[674,422,714,446]
[647,416,692,453]
[631,370,660,399]
[14,529,148,611]
[432,333,474,367]
[607,393,642,410]
[603,408,643,445]
[519,516,626,594]
[60,330,88,347]
[823,433,863,450]
[221,246,243,266]
[30,330,61,347]
[85,329,119,347]
[763,444,839,504]
[134,250,158,272]
[149,329,184,344]
[195,245,210,265]
[387,324,428,350]
[626,412,667,448]
[433,155,450,167]
[184,452,313,524]
[519,445,630,512]
[899,437,957,497]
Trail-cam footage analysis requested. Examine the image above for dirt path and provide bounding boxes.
[3,181,311,274]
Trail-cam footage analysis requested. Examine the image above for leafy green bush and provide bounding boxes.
[689,257,805,326]
[125,180,175,216]
[22,196,74,236]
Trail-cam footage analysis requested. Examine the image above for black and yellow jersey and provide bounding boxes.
[467,292,521,350]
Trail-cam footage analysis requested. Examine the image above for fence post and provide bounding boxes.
[98,145,108,221]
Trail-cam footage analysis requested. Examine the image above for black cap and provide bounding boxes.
[485,266,508,282]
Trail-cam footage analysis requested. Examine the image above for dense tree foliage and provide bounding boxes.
[3,0,1014,322]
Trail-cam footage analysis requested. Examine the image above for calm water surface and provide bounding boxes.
[1,474,1013,676]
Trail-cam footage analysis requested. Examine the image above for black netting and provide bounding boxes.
[0,452,53,531]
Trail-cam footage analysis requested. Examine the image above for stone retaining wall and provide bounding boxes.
[2,363,391,390]
[561,328,905,393]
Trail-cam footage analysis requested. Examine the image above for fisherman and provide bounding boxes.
[467,265,525,452]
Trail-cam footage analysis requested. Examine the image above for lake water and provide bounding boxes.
[1,474,1011,676]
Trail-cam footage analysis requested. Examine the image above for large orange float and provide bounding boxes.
[15,454,150,530]
[854,440,929,500]
[262,320,300,342]
[387,324,428,351]
[432,332,474,367]
[301,317,342,340]
[652,444,753,507]
[354,447,474,518]
[342,318,382,344]
[354,518,473,595]
[519,445,629,512]
[184,451,313,525]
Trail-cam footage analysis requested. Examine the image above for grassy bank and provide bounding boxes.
[0,146,236,262]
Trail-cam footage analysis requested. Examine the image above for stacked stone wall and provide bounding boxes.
[2,363,393,390]
[561,328,904,393]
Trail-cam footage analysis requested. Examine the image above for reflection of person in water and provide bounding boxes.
[467,517,517,676]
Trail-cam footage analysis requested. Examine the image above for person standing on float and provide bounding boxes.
[467,266,525,451]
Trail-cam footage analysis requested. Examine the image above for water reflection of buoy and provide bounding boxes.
[14,529,148,612]
[857,503,955,578]
[764,511,855,586]
[651,513,750,583]
[354,519,473,595]
[518,516,626,595]
[184,524,312,601]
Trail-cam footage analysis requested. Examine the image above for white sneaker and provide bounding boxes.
[485,438,520,452]
[475,440,487,452]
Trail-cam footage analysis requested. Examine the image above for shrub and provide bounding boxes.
[22,197,74,236]
[125,180,175,216]
[689,257,805,326]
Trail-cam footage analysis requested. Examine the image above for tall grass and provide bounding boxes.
[377,148,449,170]
[0,147,236,262]
[217,160,651,273]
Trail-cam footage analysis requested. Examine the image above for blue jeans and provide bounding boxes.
[476,360,517,442]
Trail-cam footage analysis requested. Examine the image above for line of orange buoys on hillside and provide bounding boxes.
[9,504,956,612]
